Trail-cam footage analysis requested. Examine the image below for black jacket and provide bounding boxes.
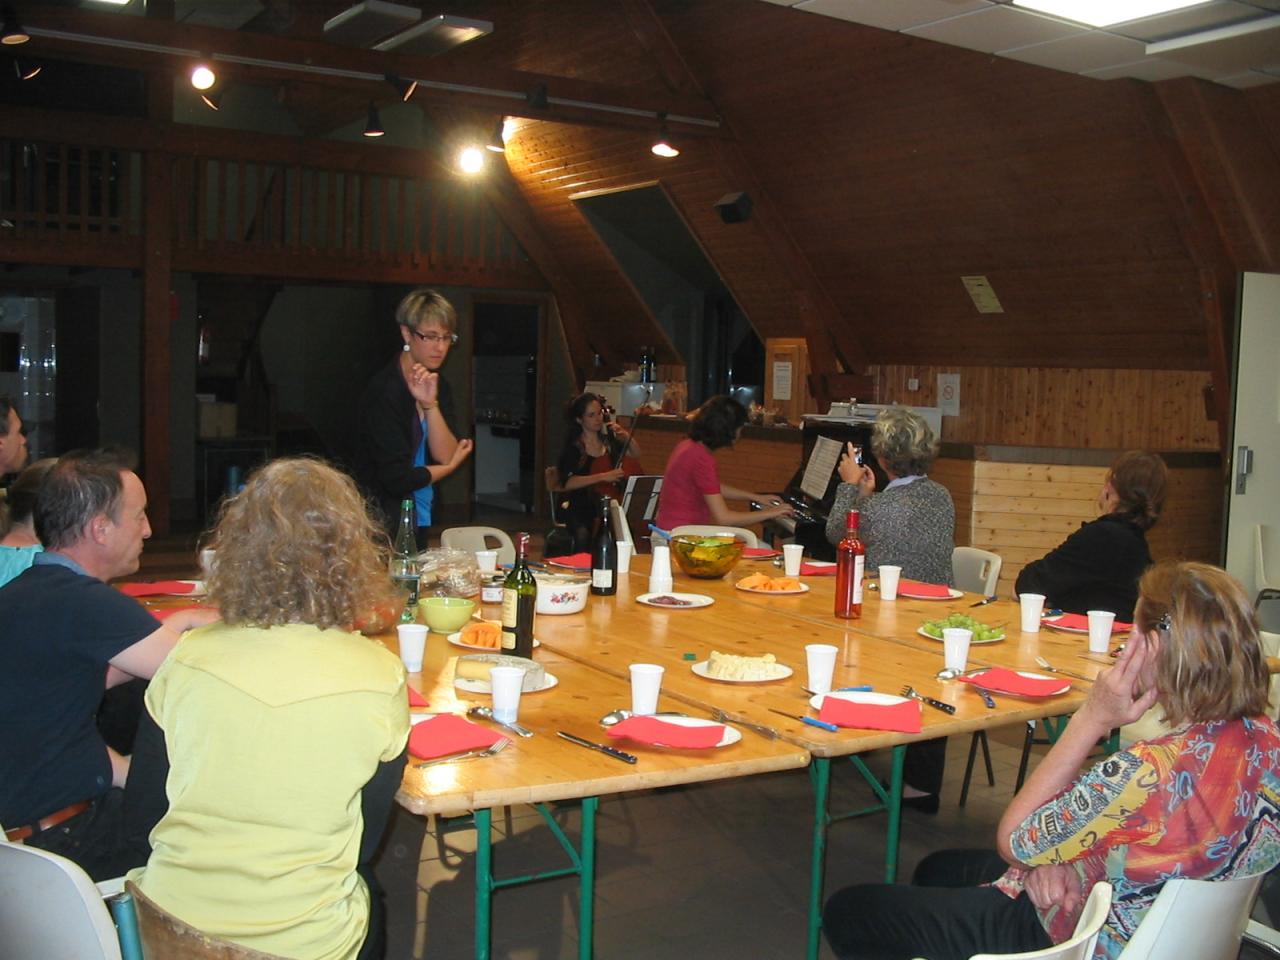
[1014,513,1151,620]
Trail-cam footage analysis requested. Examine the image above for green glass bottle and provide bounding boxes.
[390,499,420,624]
[501,532,537,658]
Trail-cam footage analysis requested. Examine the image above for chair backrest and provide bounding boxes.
[670,525,760,548]
[0,841,123,960]
[1258,590,1280,635]
[439,526,516,566]
[1115,874,1264,960]
[611,498,633,548]
[126,881,286,959]
[544,466,565,526]
[1257,524,1280,595]
[953,546,1002,595]
[1261,631,1280,717]
[969,881,1112,960]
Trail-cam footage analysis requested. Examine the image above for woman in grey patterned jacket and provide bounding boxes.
[825,407,955,586]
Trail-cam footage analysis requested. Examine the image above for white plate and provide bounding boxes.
[915,626,1005,645]
[898,586,964,601]
[809,690,911,711]
[615,715,743,748]
[454,672,559,695]
[447,631,540,651]
[1041,616,1127,636]
[546,558,591,570]
[636,592,715,609]
[691,660,793,683]
[735,580,809,596]
[968,670,1071,698]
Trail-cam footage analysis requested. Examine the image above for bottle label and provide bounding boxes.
[592,569,614,589]
[852,556,864,604]
[500,590,518,649]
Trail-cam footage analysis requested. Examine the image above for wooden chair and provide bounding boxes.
[125,881,286,959]
[439,526,516,566]
[670,524,760,548]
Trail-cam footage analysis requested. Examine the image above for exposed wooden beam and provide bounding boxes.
[20,3,723,135]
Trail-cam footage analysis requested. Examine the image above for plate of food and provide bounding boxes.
[898,584,964,601]
[612,715,744,748]
[447,619,540,650]
[734,573,808,595]
[454,673,558,695]
[636,592,715,609]
[808,690,911,710]
[917,614,1005,644]
[691,650,792,683]
[451,652,556,694]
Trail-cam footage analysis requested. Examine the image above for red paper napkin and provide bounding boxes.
[898,580,952,598]
[407,687,429,708]
[800,561,837,576]
[818,697,922,733]
[959,668,1068,697]
[1045,613,1132,633]
[120,580,197,598]
[606,716,726,749]
[408,714,503,760]
[546,553,592,568]
[742,547,779,559]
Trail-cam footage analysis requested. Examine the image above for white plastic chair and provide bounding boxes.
[953,546,1002,596]
[611,498,633,548]
[1116,873,1264,960]
[670,525,759,548]
[439,526,515,566]
[914,881,1111,960]
[0,840,124,959]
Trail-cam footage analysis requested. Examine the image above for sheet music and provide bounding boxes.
[800,436,843,500]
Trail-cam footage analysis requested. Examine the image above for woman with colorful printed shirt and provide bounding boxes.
[822,561,1280,960]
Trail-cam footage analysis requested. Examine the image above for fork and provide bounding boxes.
[413,737,510,768]
[1034,656,1094,682]
[709,708,778,740]
[900,685,956,715]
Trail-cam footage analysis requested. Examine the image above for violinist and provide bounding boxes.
[551,393,643,552]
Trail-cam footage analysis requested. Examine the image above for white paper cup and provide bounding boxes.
[650,545,672,579]
[783,543,804,577]
[199,548,216,579]
[396,623,428,673]
[616,541,633,573]
[943,628,972,672]
[1087,610,1116,654]
[879,565,902,601]
[805,643,838,695]
[629,663,665,716]
[475,550,498,573]
[489,666,524,723]
[1020,593,1046,633]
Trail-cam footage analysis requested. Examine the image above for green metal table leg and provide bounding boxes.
[474,807,493,960]
[806,756,832,960]
[578,796,598,960]
[884,744,905,883]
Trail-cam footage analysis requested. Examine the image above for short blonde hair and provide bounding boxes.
[870,407,938,477]
[396,288,457,335]
[207,457,389,630]
[1135,561,1269,726]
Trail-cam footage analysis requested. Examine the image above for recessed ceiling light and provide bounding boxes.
[457,146,484,174]
[1012,0,1207,28]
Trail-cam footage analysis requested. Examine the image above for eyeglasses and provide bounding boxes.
[409,328,458,346]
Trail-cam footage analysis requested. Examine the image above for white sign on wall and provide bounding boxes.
[938,373,961,417]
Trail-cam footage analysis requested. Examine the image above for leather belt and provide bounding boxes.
[4,800,93,842]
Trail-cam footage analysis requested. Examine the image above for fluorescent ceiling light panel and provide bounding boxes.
[324,1,421,47]
[1012,0,1208,28]
[373,14,493,57]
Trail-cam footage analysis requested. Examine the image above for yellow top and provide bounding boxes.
[131,622,409,960]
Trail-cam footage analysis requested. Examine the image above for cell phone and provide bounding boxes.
[850,443,863,465]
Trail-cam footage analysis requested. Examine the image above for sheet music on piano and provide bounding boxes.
[800,436,843,501]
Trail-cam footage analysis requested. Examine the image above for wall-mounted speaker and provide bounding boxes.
[714,191,753,224]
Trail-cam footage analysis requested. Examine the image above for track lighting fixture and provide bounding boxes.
[457,146,484,175]
[650,113,679,158]
[200,87,225,111]
[385,72,417,102]
[12,57,39,79]
[190,60,216,91]
[525,83,548,109]
[1,5,29,45]
[484,119,505,154]
[363,102,385,138]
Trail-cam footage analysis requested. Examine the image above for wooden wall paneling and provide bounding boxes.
[931,457,974,554]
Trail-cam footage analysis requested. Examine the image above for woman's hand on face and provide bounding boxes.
[1085,631,1160,729]
[1024,863,1082,916]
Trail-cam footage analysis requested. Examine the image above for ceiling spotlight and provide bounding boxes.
[385,72,417,102]
[190,61,216,91]
[457,146,484,175]
[363,102,385,138]
[651,113,679,159]
[13,58,39,80]
[1,5,29,45]
[200,87,225,111]
[484,120,505,154]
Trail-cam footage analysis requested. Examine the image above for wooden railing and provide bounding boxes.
[0,139,138,238]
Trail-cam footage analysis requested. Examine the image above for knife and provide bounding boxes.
[970,595,998,607]
[767,708,839,732]
[557,730,637,764]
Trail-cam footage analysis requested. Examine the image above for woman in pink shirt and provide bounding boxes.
[654,395,792,532]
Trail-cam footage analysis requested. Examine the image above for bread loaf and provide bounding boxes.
[454,653,546,691]
[705,650,787,681]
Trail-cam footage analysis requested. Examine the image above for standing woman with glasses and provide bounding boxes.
[355,289,473,546]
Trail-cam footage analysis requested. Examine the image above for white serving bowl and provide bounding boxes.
[534,574,590,615]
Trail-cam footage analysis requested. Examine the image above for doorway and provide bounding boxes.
[472,300,541,514]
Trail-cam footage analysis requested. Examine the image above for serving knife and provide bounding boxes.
[557,730,637,764]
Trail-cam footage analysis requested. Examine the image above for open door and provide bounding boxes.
[1223,272,1280,598]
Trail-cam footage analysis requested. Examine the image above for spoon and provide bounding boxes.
[466,705,533,738]
[599,709,688,727]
